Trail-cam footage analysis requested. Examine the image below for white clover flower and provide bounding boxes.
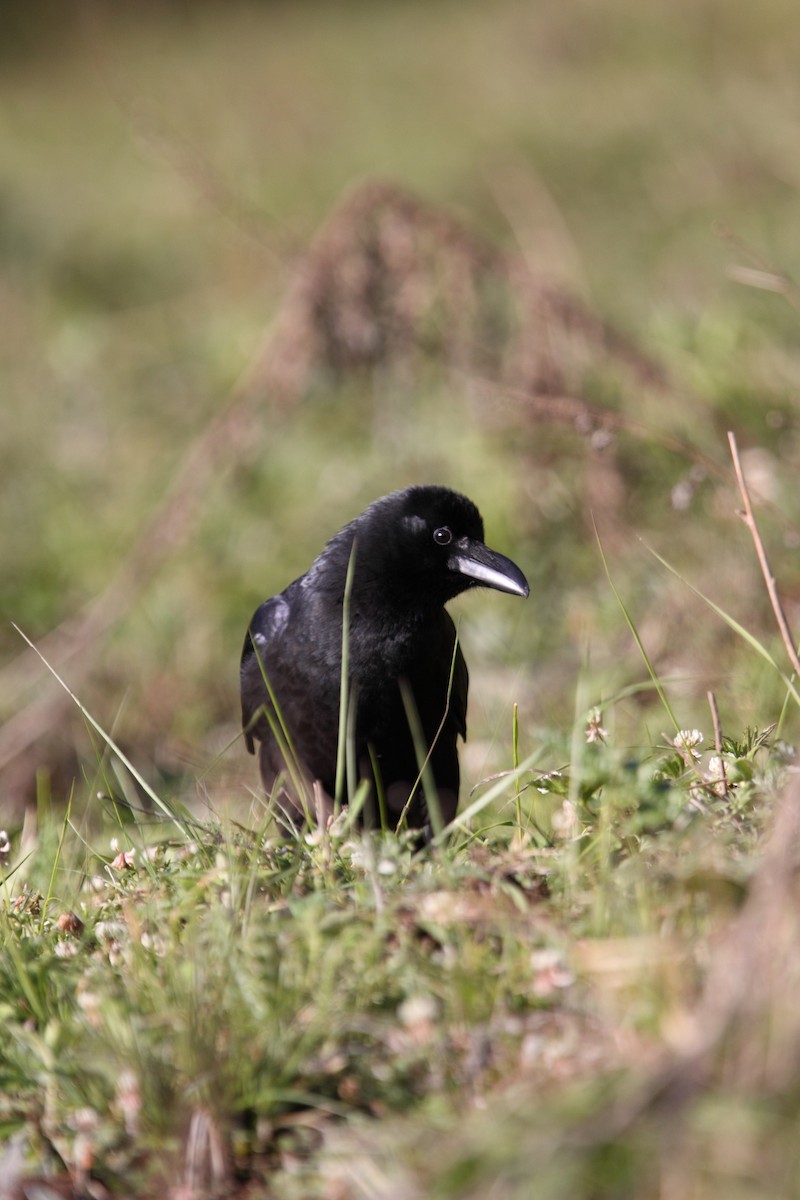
[703,755,728,797]
[585,707,608,744]
[668,729,704,764]
[344,841,369,869]
[110,848,136,871]
[327,809,350,839]
[398,994,437,1028]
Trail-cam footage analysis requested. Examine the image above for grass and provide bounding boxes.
[4,0,800,1192]
[0,687,786,1195]
[2,542,795,1194]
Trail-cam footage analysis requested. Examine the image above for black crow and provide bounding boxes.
[241,485,528,831]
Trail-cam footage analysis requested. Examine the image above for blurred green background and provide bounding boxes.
[2,0,800,813]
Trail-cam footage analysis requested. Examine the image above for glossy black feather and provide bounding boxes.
[240,485,528,830]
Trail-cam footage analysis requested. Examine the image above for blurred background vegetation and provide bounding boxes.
[2,0,800,815]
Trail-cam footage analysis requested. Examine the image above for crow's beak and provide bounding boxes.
[448,538,530,598]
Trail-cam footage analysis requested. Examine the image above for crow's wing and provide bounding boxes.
[443,611,469,742]
[451,635,469,742]
[240,593,290,754]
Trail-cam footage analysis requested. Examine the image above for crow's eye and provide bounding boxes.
[433,526,453,546]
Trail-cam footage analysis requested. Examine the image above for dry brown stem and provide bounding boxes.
[728,430,800,677]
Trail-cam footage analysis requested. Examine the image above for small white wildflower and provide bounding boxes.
[115,1069,142,1136]
[585,707,608,744]
[535,769,563,794]
[110,848,136,871]
[418,891,454,924]
[398,994,437,1028]
[54,940,79,959]
[377,858,397,876]
[140,931,165,956]
[397,994,438,1043]
[95,920,126,942]
[327,809,350,839]
[77,988,102,1028]
[551,800,581,840]
[669,729,704,764]
[345,842,367,869]
[530,947,574,997]
[671,479,694,511]
[703,755,728,797]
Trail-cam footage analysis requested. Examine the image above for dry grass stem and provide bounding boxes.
[706,689,727,797]
[728,430,800,678]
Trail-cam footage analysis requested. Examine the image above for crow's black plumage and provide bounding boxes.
[241,485,528,830]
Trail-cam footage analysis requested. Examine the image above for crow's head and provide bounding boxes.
[350,485,529,609]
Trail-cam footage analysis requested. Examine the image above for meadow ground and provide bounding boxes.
[2,1,800,1194]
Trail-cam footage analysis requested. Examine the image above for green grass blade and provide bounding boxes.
[593,527,683,735]
[435,744,545,842]
[512,702,522,835]
[334,539,357,810]
[40,787,73,930]
[645,544,800,709]
[12,624,192,839]
[395,628,465,835]
[399,679,444,835]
